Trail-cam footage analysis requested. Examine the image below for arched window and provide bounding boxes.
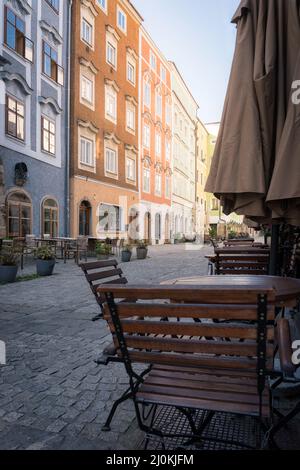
[99,204,121,233]
[79,200,91,236]
[7,191,32,238]
[42,198,58,238]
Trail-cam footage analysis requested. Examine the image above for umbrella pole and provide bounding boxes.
[269,224,280,275]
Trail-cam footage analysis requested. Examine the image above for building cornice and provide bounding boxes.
[125,144,138,154]
[126,46,138,61]
[8,0,32,16]
[125,95,138,107]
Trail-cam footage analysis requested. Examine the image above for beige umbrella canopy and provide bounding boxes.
[205,0,300,225]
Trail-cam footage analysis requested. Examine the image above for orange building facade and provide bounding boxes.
[70,0,142,239]
[139,28,173,244]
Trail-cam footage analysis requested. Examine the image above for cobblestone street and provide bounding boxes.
[0,244,212,450]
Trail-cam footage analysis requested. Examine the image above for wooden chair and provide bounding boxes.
[215,252,270,275]
[80,259,127,321]
[100,284,278,449]
[64,237,88,264]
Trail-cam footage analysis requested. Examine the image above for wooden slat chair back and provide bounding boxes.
[100,285,276,427]
[215,253,270,275]
[80,260,127,318]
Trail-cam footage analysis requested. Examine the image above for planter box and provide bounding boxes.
[36,259,55,277]
[136,247,148,260]
[0,265,18,283]
[121,251,132,262]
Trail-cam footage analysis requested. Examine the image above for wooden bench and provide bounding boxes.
[100,284,277,449]
[215,252,270,275]
[80,259,127,321]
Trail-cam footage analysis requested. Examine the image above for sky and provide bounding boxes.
[133,0,241,123]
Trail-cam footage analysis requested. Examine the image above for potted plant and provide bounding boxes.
[36,246,55,276]
[121,244,132,262]
[0,248,18,283]
[95,241,111,260]
[136,240,148,260]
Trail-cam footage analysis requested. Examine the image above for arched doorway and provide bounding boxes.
[128,208,139,242]
[165,214,170,242]
[144,212,151,242]
[79,200,91,236]
[6,191,32,238]
[155,213,161,241]
[174,215,178,234]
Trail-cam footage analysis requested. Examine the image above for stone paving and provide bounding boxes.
[0,243,299,450]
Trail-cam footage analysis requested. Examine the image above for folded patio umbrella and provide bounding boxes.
[205,0,300,226]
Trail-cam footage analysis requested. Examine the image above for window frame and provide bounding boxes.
[80,136,94,167]
[105,146,118,177]
[4,6,34,62]
[80,74,94,105]
[106,40,117,69]
[81,17,93,47]
[155,173,162,196]
[42,198,59,238]
[143,79,151,108]
[143,123,150,149]
[117,6,127,34]
[42,40,64,86]
[96,0,107,13]
[45,0,59,13]
[105,86,117,123]
[155,131,162,158]
[126,155,136,183]
[41,115,56,155]
[126,102,136,133]
[143,167,151,194]
[127,57,136,86]
[5,94,25,142]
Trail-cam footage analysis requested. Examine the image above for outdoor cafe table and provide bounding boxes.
[161,275,300,308]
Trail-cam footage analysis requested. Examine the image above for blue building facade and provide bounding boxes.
[0,0,71,239]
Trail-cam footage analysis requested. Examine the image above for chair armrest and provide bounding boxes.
[277,318,296,377]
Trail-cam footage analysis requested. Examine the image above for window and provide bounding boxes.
[45,0,59,12]
[156,91,162,117]
[96,0,107,12]
[99,204,121,232]
[106,41,116,68]
[6,95,25,141]
[42,198,58,238]
[81,75,93,104]
[144,79,151,108]
[165,175,171,199]
[143,124,150,149]
[166,102,171,126]
[127,60,135,85]
[126,103,135,132]
[117,7,127,33]
[43,41,64,85]
[80,137,94,167]
[105,148,117,175]
[7,192,31,238]
[166,139,171,160]
[4,7,33,62]
[126,157,136,182]
[105,86,117,122]
[155,174,162,196]
[81,18,93,46]
[150,51,156,70]
[143,168,150,193]
[155,132,161,157]
[41,116,55,155]
[160,65,166,82]
[212,198,219,211]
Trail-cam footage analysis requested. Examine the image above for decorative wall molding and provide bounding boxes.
[125,144,138,154]
[38,96,62,115]
[126,46,138,61]
[106,25,120,42]
[155,162,163,173]
[7,0,32,15]
[125,95,138,107]
[40,21,63,46]
[142,156,152,167]
[142,111,154,124]
[80,0,98,17]
[104,78,120,93]
[0,71,33,95]
[78,119,99,134]
[79,57,99,75]
[104,132,121,145]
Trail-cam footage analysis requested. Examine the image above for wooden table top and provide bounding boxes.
[215,247,270,254]
[161,275,300,305]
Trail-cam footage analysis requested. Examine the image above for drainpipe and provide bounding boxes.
[65,0,73,237]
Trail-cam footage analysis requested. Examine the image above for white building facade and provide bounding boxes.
[170,62,198,240]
